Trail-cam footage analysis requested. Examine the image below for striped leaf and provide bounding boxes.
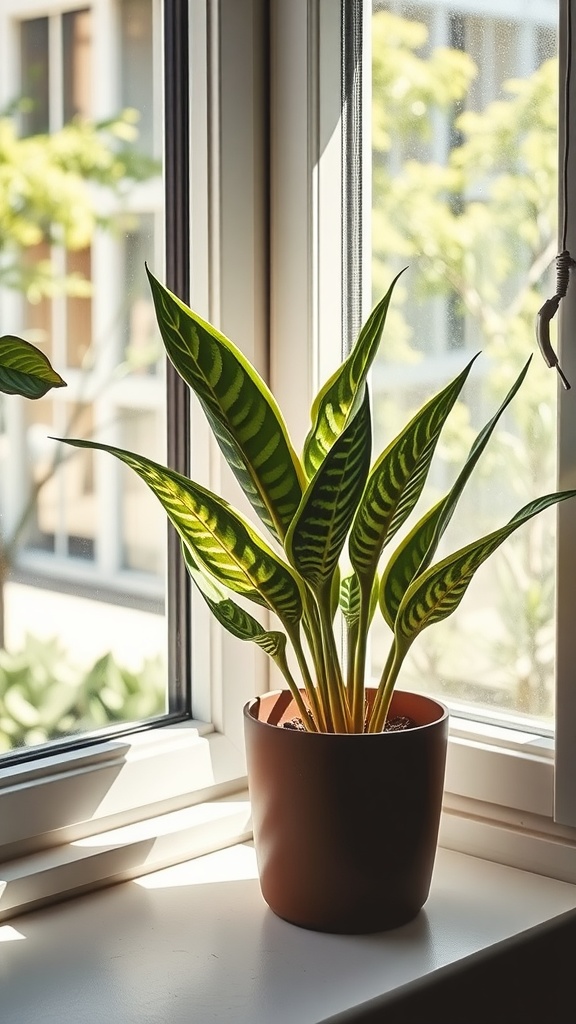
[61,438,304,628]
[0,336,66,399]
[340,573,362,630]
[180,543,287,659]
[286,390,372,592]
[302,270,405,479]
[393,490,576,657]
[380,358,532,627]
[146,267,304,542]
[340,571,379,629]
[348,354,478,590]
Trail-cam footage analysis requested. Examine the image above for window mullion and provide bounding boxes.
[164,0,192,715]
[555,0,576,827]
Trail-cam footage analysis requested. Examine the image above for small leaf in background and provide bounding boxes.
[0,336,67,398]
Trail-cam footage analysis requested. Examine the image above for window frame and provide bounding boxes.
[0,0,268,921]
[554,0,576,828]
[269,0,576,871]
[3,0,576,926]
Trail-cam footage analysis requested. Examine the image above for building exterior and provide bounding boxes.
[0,0,165,610]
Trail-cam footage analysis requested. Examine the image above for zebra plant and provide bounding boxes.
[62,268,576,733]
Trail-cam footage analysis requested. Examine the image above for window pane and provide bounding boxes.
[20,17,49,136]
[370,1,558,725]
[63,9,92,123]
[0,1,167,753]
[120,0,155,157]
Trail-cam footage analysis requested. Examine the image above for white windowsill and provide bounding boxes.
[2,841,576,1023]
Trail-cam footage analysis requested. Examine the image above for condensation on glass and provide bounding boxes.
[0,0,167,753]
[370,0,558,725]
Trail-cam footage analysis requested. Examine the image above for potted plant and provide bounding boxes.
[59,267,576,933]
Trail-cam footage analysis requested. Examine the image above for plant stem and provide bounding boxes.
[345,619,359,695]
[287,622,327,730]
[367,640,403,732]
[317,584,351,732]
[301,594,334,730]
[351,586,371,730]
[273,648,317,731]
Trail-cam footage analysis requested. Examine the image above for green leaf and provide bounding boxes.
[146,267,304,542]
[340,571,379,630]
[340,572,361,630]
[180,542,287,659]
[0,336,66,398]
[302,270,405,478]
[394,490,576,657]
[349,353,479,590]
[380,357,532,627]
[286,390,372,592]
[60,438,304,628]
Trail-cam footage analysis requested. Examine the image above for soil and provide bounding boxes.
[282,714,417,732]
[384,714,417,731]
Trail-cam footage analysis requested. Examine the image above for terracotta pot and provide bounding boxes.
[243,688,448,934]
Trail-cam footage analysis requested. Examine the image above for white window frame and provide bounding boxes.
[0,0,268,921]
[269,0,576,884]
[3,0,576,926]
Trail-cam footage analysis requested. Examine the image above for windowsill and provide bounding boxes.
[2,842,576,1023]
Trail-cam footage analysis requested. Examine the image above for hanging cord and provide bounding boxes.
[536,1,574,390]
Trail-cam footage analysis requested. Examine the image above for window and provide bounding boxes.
[269,0,576,875]
[370,0,559,729]
[1,0,576,924]
[0,0,263,918]
[1,1,168,748]
[365,0,576,842]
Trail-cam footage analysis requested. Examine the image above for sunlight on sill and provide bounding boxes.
[70,800,251,849]
[0,925,26,943]
[134,842,258,889]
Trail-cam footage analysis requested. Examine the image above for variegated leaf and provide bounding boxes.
[286,391,372,592]
[60,438,303,628]
[348,354,479,589]
[380,358,532,627]
[0,336,66,399]
[340,573,361,630]
[180,542,287,658]
[146,267,304,542]
[394,490,576,656]
[302,270,405,478]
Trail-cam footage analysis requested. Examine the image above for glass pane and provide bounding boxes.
[120,0,155,157]
[0,1,167,753]
[370,1,558,726]
[66,247,92,368]
[120,408,166,574]
[20,17,49,136]
[63,9,92,123]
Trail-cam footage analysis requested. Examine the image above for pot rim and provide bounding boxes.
[243,687,449,735]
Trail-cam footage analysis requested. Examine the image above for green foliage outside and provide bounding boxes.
[0,104,156,299]
[0,99,162,749]
[0,634,164,752]
[371,11,559,715]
